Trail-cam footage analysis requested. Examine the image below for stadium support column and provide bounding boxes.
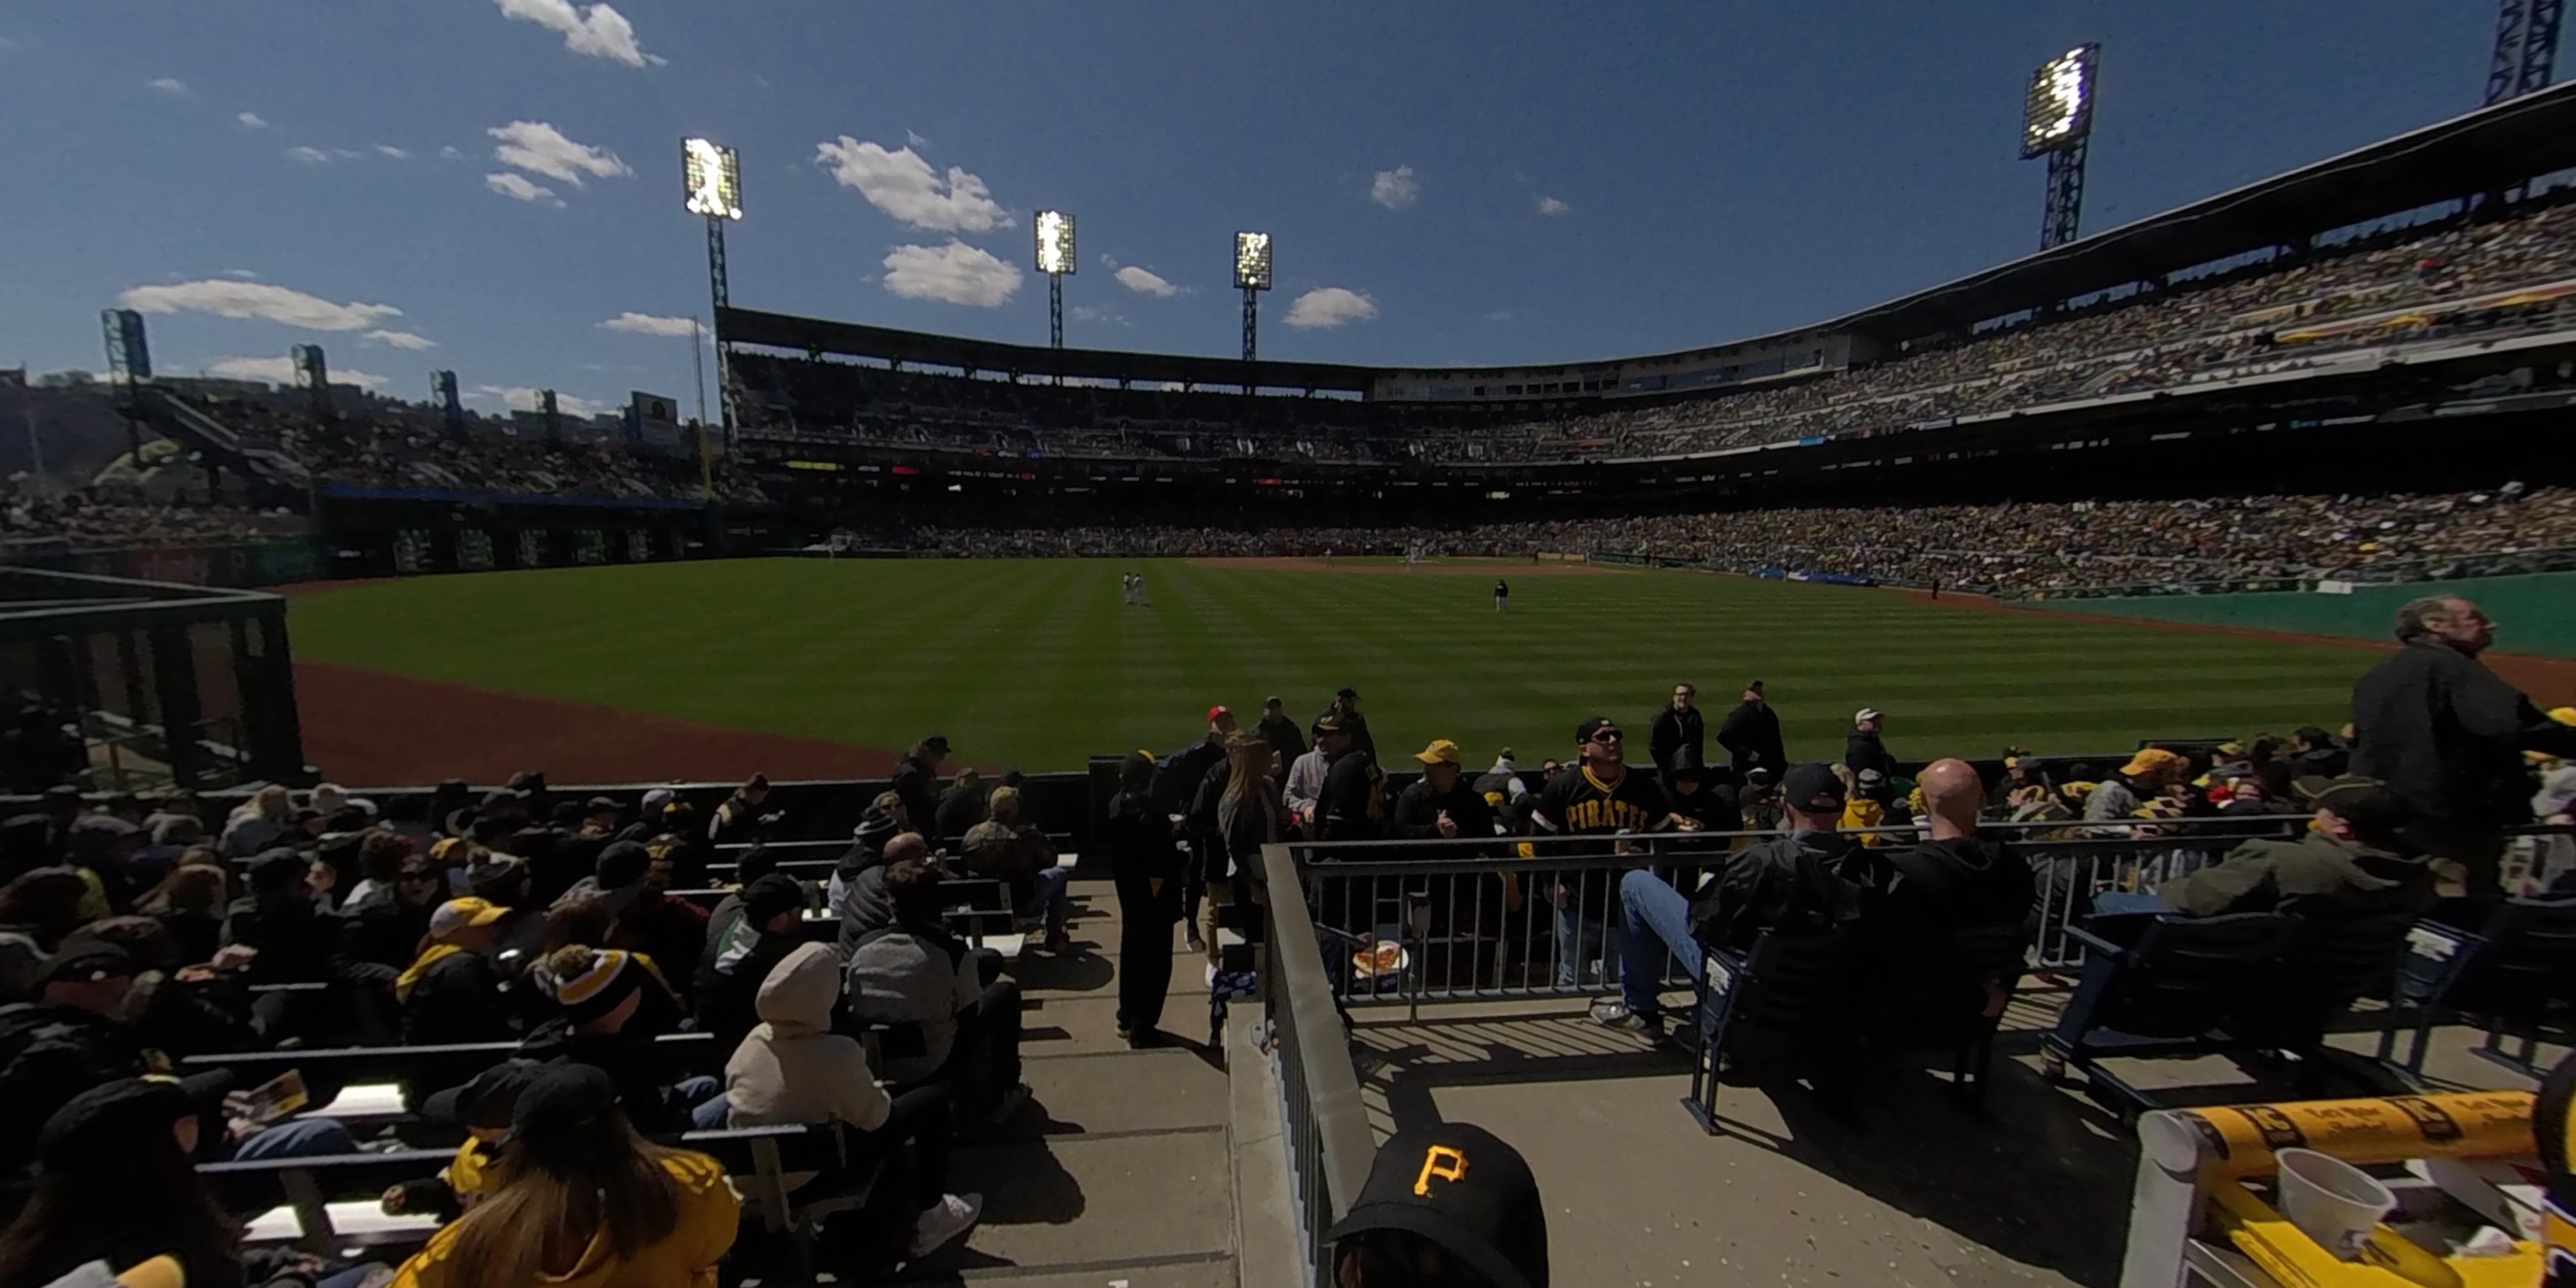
[2041,138,2087,251]
[1242,286,1259,364]
[2489,0,2563,103]
[705,214,734,447]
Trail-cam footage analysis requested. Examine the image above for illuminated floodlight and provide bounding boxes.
[682,137,743,219]
[2019,44,2098,158]
[1035,210,1077,275]
[1234,230,1273,291]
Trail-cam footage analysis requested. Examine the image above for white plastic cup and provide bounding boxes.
[2276,1148,2398,1261]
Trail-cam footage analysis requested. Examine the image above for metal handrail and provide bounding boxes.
[1258,841,1375,1288]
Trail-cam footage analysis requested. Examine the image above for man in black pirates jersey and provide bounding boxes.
[1530,716,1672,987]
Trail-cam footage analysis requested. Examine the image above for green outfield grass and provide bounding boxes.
[286,557,2386,772]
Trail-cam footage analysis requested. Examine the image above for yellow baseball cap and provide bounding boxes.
[2119,748,2190,778]
[430,897,508,940]
[1414,739,1463,765]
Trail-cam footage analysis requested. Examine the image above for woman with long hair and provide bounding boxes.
[137,860,232,968]
[219,785,293,858]
[1102,751,1183,1045]
[387,1063,737,1288]
[1203,733,1280,966]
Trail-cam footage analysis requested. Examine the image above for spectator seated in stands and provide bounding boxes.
[522,945,724,1132]
[934,769,987,847]
[722,941,985,1258]
[696,846,779,975]
[561,841,710,999]
[1589,763,1889,1044]
[1877,760,2036,935]
[398,897,523,1046]
[58,917,258,1060]
[845,858,1029,1125]
[0,866,92,1004]
[0,1077,372,1288]
[692,873,811,1049]
[382,1064,740,1288]
[830,798,908,953]
[218,786,293,859]
[380,1061,545,1223]
[2151,774,2436,921]
[335,837,435,973]
[961,787,1070,954]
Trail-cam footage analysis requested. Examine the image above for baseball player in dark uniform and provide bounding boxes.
[1494,579,1509,612]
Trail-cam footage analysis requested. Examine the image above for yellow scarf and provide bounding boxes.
[396,942,466,1002]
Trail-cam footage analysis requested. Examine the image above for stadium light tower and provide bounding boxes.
[1234,230,1273,366]
[1035,210,1076,353]
[2019,44,2100,251]
[682,136,744,442]
[2488,0,2563,104]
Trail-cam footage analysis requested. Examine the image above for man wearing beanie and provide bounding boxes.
[693,874,812,1048]
[830,794,909,952]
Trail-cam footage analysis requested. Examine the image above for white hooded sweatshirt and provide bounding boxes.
[723,941,892,1133]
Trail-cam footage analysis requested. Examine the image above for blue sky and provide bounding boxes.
[0,1,2498,416]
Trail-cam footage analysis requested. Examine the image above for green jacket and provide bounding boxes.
[2162,830,2436,921]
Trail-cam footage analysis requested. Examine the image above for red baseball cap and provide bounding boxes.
[1208,705,1232,723]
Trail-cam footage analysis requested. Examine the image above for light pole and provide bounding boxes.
[1035,210,1076,361]
[682,137,745,443]
[1234,230,1273,390]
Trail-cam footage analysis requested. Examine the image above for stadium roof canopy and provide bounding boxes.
[719,307,1379,394]
[1827,79,2576,341]
[724,81,2576,392]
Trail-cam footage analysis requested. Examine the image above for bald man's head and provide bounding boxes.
[1918,758,1985,832]
[883,832,930,864]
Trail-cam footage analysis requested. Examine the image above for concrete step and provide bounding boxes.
[911,1129,1235,1277]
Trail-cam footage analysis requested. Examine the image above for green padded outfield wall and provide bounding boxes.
[2036,572,2576,659]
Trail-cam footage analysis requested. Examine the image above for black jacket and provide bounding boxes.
[1391,775,1497,851]
[400,949,517,1046]
[1687,830,1890,954]
[889,755,939,837]
[693,926,802,1048]
[1879,836,2035,935]
[220,894,332,984]
[1318,750,1380,843]
[1843,730,1894,781]
[1717,701,1787,777]
[933,784,988,845]
[335,886,434,975]
[1102,791,1184,927]
[0,1002,147,1171]
[517,1019,690,1134]
[2351,639,2576,826]
[1647,705,1706,774]
[1257,713,1307,774]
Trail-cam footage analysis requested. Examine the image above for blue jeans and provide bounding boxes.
[1553,899,1623,988]
[680,1075,727,1129]
[1615,870,1720,1032]
[225,1115,357,1161]
[1024,866,1072,937]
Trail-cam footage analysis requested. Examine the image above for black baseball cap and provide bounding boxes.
[512,1063,622,1160]
[1324,1122,1547,1288]
[1780,762,1846,813]
[920,735,952,755]
[42,941,138,986]
[2294,774,2411,838]
[422,1061,547,1131]
[1338,686,1360,700]
[1574,716,1621,743]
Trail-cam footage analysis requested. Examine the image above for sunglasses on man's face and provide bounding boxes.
[1589,730,1624,744]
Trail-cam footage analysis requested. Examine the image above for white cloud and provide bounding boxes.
[119,280,403,333]
[814,137,1012,232]
[333,147,365,160]
[1284,286,1379,330]
[598,312,698,337]
[223,269,259,280]
[880,241,1022,307]
[207,356,388,391]
[236,111,269,130]
[487,120,630,186]
[905,129,930,147]
[1067,305,1131,327]
[475,384,607,417]
[491,0,661,67]
[439,144,466,161]
[364,329,437,350]
[484,172,565,207]
[284,146,333,164]
[373,144,412,160]
[1113,265,1181,297]
[1485,310,1515,322]
[148,77,189,97]
[1370,164,1420,210]
[1536,194,1570,216]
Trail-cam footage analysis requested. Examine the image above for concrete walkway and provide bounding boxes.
[899,880,1241,1287]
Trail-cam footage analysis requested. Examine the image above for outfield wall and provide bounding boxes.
[2029,571,2576,658]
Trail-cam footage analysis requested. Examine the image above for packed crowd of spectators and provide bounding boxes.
[741,196,2576,468]
[169,390,772,507]
[0,482,306,552]
[895,483,2576,592]
[0,764,1038,1282]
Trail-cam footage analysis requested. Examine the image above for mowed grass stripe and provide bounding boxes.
[284,558,2381,772]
